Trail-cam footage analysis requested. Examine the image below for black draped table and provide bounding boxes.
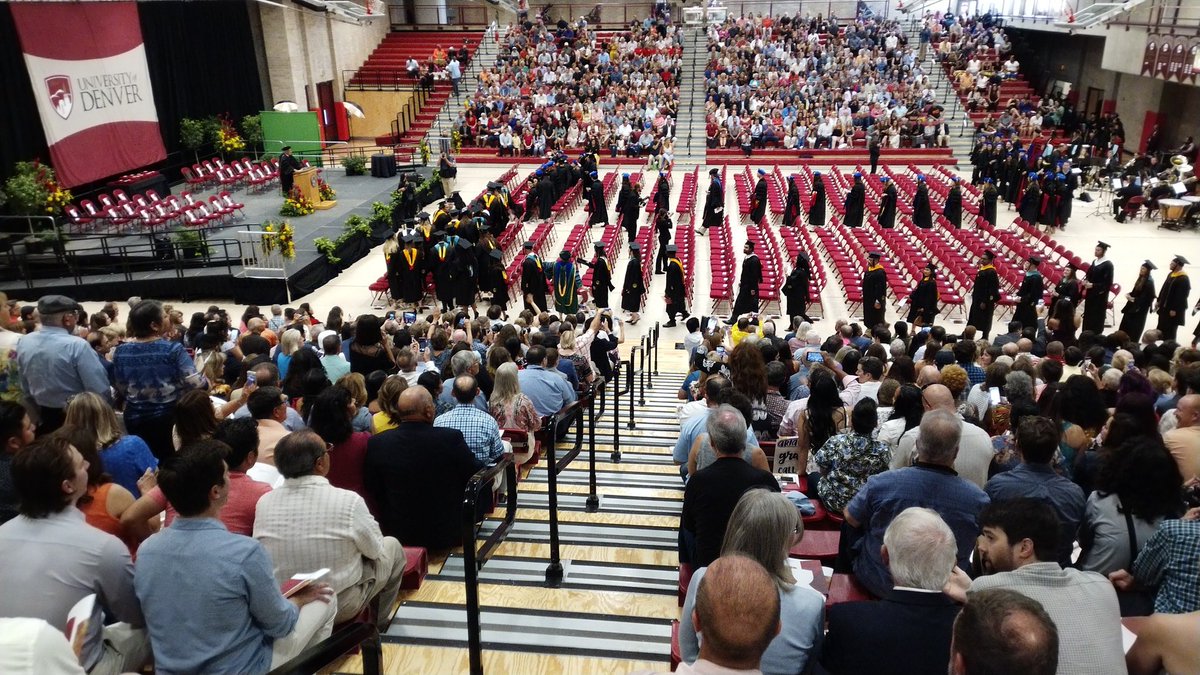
[371,154,397,178]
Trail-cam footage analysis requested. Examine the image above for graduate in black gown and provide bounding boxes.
[520,241,549,311]
[843,172,866,228]
[980,178,999,227]
[653,172,671,214]
[394,234,425,310]
[1018,171,1042,224]
[907,263,939,326]
[912,175,933,229]
[808,172,827,227]
[582,241,614,308]
[1050,263,1082,311]
[781,252,813,323]
[534,173,555,220]
[663,244,688,326]
[452,239,477,310]
[483,182,510,234]
[1004,153,1026,204]
[486,249,508,310]
[701,168,724,232]
[967,251,1001,338]
[1156,255,1191,341]
[1058,168,1077,229]
[782,176,801,228]
[728,240,762,321]
[616,173,642,241]
[862,251,888,330]
[1014,256,1044,331]
[620,242,644,324]
[654,208,673,274]
[1038,174,1060,229]
[878,176,898,228]
[943,177,963,228]
[586,171,608,227]
[1119,260,1157,339]
[750,169,769,225]
[430,234,457,312]
[1082,241,1114,334]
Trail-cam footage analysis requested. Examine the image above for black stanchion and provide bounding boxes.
[463,456,519,675]
[540,381,600,586]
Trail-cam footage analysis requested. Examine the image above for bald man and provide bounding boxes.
[1162,394,1200,483]
[687,556,781,674]
[363,386,483,548]
[893,384,994,488]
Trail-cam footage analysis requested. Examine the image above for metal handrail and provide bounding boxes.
[462,454,519,675]
[611,359,632,462]
[540,378,602,586]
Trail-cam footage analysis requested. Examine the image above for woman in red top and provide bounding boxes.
[306,385,371,508]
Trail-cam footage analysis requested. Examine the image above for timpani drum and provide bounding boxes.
[1159,198,1191,230]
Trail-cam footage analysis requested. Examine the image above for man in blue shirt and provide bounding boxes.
[846,409,990,598]
[134,442,336,673]
[673,376,760,479]
[518,344,577,439]
[985,416,1084,567]
[17,295,110,432]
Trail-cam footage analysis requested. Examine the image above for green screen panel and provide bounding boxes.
[260,111,322,160]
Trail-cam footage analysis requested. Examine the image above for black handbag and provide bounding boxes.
[1115,507,1156,617]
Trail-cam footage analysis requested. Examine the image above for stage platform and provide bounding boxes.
[0,164,429,304]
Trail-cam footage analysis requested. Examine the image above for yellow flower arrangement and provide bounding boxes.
[216,116,246,154]
[260,220,297,259]
[279,187,315,217]
[45,186,72,215]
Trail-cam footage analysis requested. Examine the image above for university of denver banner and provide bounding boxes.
[10,2,165,188]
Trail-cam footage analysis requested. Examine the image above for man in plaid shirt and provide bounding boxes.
[435,376,505,465]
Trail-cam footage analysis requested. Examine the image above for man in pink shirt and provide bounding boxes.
[121,420,271,537]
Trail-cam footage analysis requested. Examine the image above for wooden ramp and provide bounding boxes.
[327,374,688,674]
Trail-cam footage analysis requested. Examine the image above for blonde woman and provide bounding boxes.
[489,362,540,435]
[558,329,593,387]
[64,392,157,497]
[274,328,304,380]
[372,376,408,434]
[679,489,824,675]
[335,372,374,433]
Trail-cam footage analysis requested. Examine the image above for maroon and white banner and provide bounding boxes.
[11,2,165,188]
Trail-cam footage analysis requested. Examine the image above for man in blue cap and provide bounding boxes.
[843,172,866,228]
[1018,171,1041,224]
[750,169,769,225]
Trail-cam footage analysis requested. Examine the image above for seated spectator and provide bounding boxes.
[372,376,408,434]
[685,391,771,477]
[674,376,761,478]
[171,388,219,450]
[894,384,993,488]
[254,430,405,628]
[984,416,1085,566]
[950,588,1059,675]
[364,387,481,548]
[438,350,489,416]
[0,435,150,674]
[813,398,892,514]
[435,375,505,466]
[822,507,963,675]
[134,441,336,672]
[1110,508,1200,614]
[680,404,780,568]
[683,555,781,674]
[947,499,1126,674]
[847,409,990,598]
[517,344,577,433]
[247,386,292,463]
[54,425,144,555]
[231,363,307,431]
[63,392,156,498]
[306,385,371,500]
[0,400,34,524]
[0,617,90,675]
[1124,610,1200,675]
[489,361,541,437]
[335,373,375,433]
[320,333,351,383]
[680,489,823,675]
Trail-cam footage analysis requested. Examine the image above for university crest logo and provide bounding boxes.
[45,75,73,120]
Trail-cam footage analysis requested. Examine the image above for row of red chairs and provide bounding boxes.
[66,190,244,235]
[182,158,283,194]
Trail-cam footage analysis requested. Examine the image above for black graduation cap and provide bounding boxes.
[469,202,485,214]
[709,168,719,177]
[559,250,572,260]
[982,250,996,260]
[402,217,419,225]
[457,239,473,250]
[629,242,641,252]
[487,181,503,190]
[1143,260,1158,270]
[1175,255,1190,265]
[868,251,881,259]
[523,240,534,249]
[1028,256,1041,264]
[417,211,431,221]
[666,244,678,253]
[925,261,936,271]
[432,230,447,238]
[1096,240,1111,250]
[489,249,503,260]
[593,241,606,250]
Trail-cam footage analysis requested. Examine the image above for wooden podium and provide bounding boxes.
[294,167,319,203]
[294,166,336,210]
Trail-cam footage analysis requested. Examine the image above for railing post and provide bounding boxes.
[627,354,637,431]
[638,337,647,406]
[586,384,599,512]
[612,366,623,462]
[543,415,563,587]
[463,500,484,675]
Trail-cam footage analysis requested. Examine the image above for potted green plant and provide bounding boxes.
[240,114,264,160]
[314,237,341,265]
[341,154,368,176]
[179,118,209,165]
[172,228,210,259]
